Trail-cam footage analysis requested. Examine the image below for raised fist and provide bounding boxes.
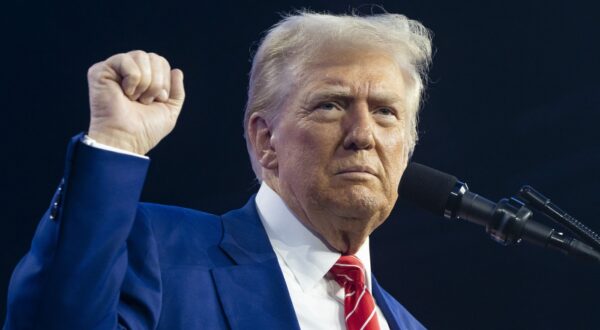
[87,50,185,155]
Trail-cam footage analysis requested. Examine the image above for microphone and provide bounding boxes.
[399,162,600,262]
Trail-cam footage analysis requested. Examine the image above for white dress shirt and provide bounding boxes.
[256,182,390,330]
[81,135,149,159]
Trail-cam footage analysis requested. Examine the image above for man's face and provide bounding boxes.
[267,49,410,244]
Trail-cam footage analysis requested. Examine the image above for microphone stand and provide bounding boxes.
[517,186,600,252]
[469,187,600,263]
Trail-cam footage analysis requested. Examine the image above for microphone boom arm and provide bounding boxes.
[446,181,600,263]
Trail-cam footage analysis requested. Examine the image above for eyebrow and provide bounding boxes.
[304,81,405,105]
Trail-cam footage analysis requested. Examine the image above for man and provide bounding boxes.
[4,11,431,330]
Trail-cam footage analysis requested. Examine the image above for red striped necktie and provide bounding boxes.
[329,255,381,330]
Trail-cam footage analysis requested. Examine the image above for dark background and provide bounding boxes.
[1,0,599,328]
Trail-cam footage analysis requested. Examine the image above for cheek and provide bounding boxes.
[276,124,334,174]
[379,130,409,184]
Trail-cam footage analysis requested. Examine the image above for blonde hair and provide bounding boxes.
[244,11,433,178]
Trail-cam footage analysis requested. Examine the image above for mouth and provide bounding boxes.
[336,166,378,178]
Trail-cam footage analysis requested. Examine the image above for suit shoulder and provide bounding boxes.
[136,203,224,262]
[137,202,221,235]
[138,202,220,222]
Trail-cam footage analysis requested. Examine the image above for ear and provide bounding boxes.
[247,113,278,170]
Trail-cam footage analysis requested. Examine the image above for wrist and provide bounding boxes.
[82,135,149,159]
[87,129,146,155]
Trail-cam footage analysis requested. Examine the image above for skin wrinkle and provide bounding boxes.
[252,49,410,254]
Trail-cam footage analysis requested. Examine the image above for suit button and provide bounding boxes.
[49,179,65,221]
[49,202,59,220]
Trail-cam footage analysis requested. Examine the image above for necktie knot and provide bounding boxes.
[329,255,367,288]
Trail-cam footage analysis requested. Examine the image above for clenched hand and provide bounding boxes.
[87,50,185,155]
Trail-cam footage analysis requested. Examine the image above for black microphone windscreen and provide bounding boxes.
[399,162,459,216]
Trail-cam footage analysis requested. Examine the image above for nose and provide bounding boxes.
[342,104,375,150]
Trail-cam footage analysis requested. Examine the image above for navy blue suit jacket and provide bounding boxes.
[4,135,425,329]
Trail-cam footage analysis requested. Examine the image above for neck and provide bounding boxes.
[262,177,381,255]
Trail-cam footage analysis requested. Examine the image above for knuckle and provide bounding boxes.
[138,77,151,89]
[147,80,163,94]
[159,54,169,64]
[162,58,171,70]
[128,50,147,58]
[150,52,168,65]
[110,53,128,64]
[139,65,152,81]
[148,52,160,63]
[141,66,152,77]
[87,62,104,79]
[127,69,141,82]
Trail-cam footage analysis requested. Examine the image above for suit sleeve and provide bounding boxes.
[4,134,162,330]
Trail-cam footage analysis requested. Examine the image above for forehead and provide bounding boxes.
[295,50,407,102]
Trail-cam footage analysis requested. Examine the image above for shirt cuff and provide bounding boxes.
[81,135,149,159]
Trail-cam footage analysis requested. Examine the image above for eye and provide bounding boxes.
[315,102,340,111]
[374,107,395,116]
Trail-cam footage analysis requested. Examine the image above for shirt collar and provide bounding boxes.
[255,182,372,292]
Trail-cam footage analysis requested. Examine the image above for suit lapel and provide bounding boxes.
[213,197,300,330]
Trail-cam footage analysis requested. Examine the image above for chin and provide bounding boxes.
[327,185,389,219]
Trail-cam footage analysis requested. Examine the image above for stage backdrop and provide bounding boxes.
[1,0,599,328]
